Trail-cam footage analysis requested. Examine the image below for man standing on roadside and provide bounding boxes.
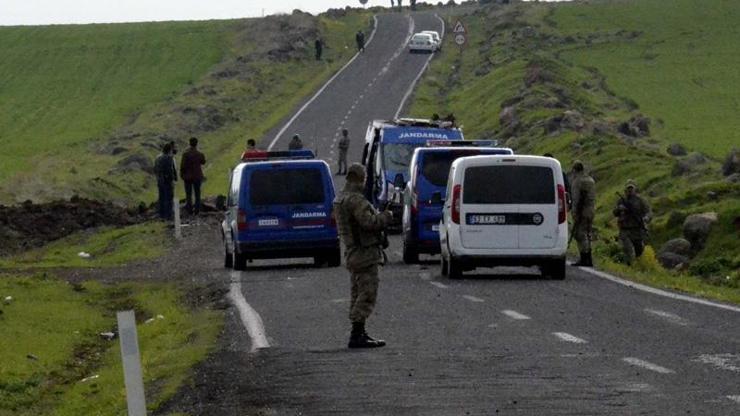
[569,161,596,267]
[334,163,393,349]
[614,180,651,265]
[355,30,366,53]
[241,139,258,159]
[315,38,323,61]
[337,129,350,175]
[154,143,177,220]
[180,137,206,215]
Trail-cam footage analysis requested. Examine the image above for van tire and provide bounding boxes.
[328,249,342,267]
[447,257,462,279]
[544,258,566,280]
[233,252,247,271]
[224,250,233,268]
[403,242,418,264]
[440,256,449,276]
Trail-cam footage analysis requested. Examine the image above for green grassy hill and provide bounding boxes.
[0,10,372,204]
[411,0,739,301]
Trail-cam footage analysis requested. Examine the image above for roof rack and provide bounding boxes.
[393,118,457,129]
[426,139,499,147]
[242,150,315,162]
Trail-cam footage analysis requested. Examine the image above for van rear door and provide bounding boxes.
[460,163,557,249]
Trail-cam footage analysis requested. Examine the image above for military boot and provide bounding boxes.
[573,251,593,267]
[348,322,386,349]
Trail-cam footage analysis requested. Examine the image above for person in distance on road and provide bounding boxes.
[180,137,206,215]
[334,163,393,349]
[241,139,258,159]
[356,30,366,52]
[288,134,304,150]
[337,129,350,175]
[569,161,596,267]
[614,180,652,265]
[154,143,177,220]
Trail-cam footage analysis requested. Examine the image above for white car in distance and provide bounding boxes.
[409,33,436,53]
[420,30,442,50]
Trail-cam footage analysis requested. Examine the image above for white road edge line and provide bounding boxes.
[579,266,740,314]
[229,272,270,352]
[430,281,448,289]
[462,295,485,303]
[552,332,588,344]
[502,310,531,320]
[268,15,380,150]
[622,357,675,374]
[394,13,446,119]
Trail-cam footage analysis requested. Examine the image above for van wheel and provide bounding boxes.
[544,259,566,280]
[440,256,449,276]
[403,242,418,264]
[233,252,247,271]
[448,257,462,280]
[328,249,341,267]
[224,249,233,269]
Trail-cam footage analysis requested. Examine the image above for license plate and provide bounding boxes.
[257,218,279,227]
[469,215,507,225]
[432,224,440,232]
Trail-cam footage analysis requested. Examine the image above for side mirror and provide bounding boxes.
[430,191,443,205]
[393,173,405,189]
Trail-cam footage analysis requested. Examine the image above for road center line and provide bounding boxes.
[228,272,270,352]
[727,395,740,404]
[622,357,675,374]
[644,308,690,326]
[695,353,740,372]
[462,295,484,303]
[552,332,588,344]
[502,309,531,320]
[430,281,448,289]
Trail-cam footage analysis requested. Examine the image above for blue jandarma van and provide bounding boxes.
[222,150,340,270]
[361,118,464,230]
[401,143,513,263]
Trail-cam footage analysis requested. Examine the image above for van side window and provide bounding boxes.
[228,167,242,207]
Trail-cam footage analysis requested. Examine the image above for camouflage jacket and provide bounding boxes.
[333,181,392,270]
[570,172,596,221]
[338,136,350,153]
[613,193,651,230]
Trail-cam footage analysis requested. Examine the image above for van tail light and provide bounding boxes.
[330,210,337,228]
[557,184,567,224]
[237,209,248,231]
[411,190,419,215]
[451,185,461,224]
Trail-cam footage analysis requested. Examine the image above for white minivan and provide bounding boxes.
[439,155,568,279]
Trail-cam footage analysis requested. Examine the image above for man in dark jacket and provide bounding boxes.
[334,163,393,348]
[614,180,652,265]
[288,134,304,150]
[154,143,177,220]
[315,38,323,60]
[180,137,206,215]
[356,30,366,52]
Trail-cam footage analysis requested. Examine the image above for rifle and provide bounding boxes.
[615,192,648,234]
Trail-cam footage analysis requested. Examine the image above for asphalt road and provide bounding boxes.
[162,12,740,416]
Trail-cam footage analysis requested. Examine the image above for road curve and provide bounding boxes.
[163,12,740,416]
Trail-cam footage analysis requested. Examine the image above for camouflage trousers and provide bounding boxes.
[619,228,646,265]
[349,264,379,323]
[337,150,348,173]
[573,216,593,253]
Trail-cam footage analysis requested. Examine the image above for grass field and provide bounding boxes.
[0,276,221,415]
[553,0,740,158]
[0,11,372,205]
[410,0,739,302]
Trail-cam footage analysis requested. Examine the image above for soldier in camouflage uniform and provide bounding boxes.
[613,180,652,265]
[337,129,350,175]
[569,161,596,267]
[334,163,393,348]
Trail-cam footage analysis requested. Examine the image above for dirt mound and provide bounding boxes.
[0,197,147,256]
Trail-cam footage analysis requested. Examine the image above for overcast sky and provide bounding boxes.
[1,0,568,26]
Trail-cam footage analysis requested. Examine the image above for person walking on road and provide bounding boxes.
[315,38,323,61]
[334,163,393,349]
[154,143,177,220]
[180,137,206,215]
[289,134,304,150]
[614,180,651,265]
[569,161,596,267]
[355,30,366,53]
[337,129,350,175]
[241,139,258,159]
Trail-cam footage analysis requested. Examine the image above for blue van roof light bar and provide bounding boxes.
[243,150,316,161]
[425,139,499,147]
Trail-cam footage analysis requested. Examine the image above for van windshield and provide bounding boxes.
[463,165,554,204]
[421,151,486,186]
[249,168,325,205]
[383,143,418,172]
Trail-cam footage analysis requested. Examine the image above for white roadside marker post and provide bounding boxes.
[117,310,147,416]
[173,196,181,239]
